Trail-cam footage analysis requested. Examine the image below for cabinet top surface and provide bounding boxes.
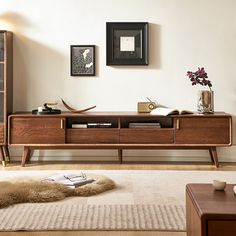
[9,111,231,118]
[187,183,236,218]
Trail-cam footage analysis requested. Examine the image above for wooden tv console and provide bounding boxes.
[8,112,232,167]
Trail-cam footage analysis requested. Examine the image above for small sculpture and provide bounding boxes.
[61,99,96,113]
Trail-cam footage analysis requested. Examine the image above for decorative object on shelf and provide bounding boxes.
[138,97,157,113]
[71,45,95,76]
[212,180,226,191]
[197,90,214,114]
[106,22,148,65]
[32,102,61,115]
[61,99,96,113]
[187,67,214,114]
[233,186,236,195]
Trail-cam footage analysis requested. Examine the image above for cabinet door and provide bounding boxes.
[174,117,231,145]
[10,117,65,144]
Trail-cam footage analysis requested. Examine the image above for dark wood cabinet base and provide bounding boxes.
[8,112,232,167]
[186,184,236,236]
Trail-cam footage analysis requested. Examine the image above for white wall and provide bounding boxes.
[0,0,236,162]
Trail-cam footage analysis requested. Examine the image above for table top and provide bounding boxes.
[10,111,230,118]
[186,183,236,220]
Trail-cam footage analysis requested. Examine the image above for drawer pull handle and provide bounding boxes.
[176,119,180,130]
[61,119,64,129]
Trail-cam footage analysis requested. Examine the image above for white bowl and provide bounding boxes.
[233,186,236,194]
[213,180,226,191]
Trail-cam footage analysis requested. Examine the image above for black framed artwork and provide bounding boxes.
[106,22,148,65]
[70,45,95,76]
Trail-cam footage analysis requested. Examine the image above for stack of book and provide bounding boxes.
[128,122,161,129]
[72,123,112,128]
[45,172,94,188]
[72,124,87,128]
[87,122,112,128]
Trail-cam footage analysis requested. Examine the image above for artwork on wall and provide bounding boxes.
[106,22,149,65]
[70,45,95,76]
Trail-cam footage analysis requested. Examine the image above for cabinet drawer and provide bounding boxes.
[66,129,119,144]
[175,117,231,145]
[0,124,4,143]
[208,220,236,236]
[10,117,65,144]
[120,129,174,144]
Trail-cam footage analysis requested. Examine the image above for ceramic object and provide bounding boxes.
[233,186,236,195]
[212,180,226,191]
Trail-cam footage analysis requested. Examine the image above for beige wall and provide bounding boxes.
[1,0,236,162]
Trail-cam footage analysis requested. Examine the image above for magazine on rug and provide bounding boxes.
[151,107,194,116]
[45,172,94,188]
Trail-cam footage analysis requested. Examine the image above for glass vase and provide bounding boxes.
[197,90,214,114]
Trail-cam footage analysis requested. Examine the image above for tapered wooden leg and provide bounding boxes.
[209,147,219,168]
[3,145,10,163]
[22,146,31,167]
[209,149,214,163]
[0,146,6,167]
[118,149,123,163]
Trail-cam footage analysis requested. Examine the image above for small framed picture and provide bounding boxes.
[106,22,149,65]
[70,45,95,76]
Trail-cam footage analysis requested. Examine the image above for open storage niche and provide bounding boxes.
[66,115,120,144]
[66,116,119,128]
[119,116,174,144]
[120,116,173,128]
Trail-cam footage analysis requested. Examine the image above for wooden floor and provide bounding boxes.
[1,161,236,236]
[1,161,236,171]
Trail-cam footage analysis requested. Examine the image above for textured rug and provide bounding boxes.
[0,204,185,231]
[0,170,236,231]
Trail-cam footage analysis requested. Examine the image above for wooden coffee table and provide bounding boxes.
[186,183,236,236]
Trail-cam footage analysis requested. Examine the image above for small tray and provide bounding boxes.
[32,109,61,115]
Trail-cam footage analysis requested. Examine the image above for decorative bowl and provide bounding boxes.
[233,186,236,195]
[213,180,226,191]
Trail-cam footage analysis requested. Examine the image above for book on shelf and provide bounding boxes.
[151,107,194,116]
[72,123,113,128]
[72,124,87,128]
[129,122,161,128]
[44,172,94,188]
[87,122,112,128]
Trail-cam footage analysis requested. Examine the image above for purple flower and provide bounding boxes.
[187,67,212,90]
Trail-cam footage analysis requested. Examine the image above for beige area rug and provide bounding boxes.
[1,170,236,231]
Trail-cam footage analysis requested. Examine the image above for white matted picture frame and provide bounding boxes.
[106,22,149,65]
[70,45,95,76]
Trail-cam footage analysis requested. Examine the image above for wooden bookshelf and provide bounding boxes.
[0,30,13,167]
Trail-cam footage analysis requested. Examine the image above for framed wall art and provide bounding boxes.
[70,45,95,76]
[106,22,148,65]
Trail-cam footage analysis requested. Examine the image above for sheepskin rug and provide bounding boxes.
[0,175,115,208]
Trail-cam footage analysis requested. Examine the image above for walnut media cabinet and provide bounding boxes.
[8,112,232,167]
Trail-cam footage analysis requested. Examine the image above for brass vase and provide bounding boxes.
[197,90,214,114]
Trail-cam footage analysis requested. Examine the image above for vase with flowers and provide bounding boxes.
[187,67,214,113]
